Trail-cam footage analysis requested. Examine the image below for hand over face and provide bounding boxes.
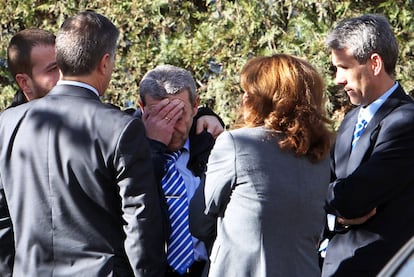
[141,98,184,146]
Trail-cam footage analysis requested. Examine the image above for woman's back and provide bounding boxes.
[205,126,329,277]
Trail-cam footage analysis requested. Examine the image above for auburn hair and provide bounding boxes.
[240,54,333,163]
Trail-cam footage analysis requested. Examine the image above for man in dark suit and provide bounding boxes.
[0,11,165,276]
[137,64,223,276]
[321,14,414,276]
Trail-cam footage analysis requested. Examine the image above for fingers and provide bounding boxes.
[367,207,377,217]
[165,100,184,124]
[208,124,224,139]
[337,207,377,226]
[145,98,184,122]
[195,119,205,135]
[142,99,184,145]
[195,115,224,138]
[144,98,170,118]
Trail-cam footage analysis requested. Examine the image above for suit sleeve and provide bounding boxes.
[114,118,165,276]
[147,139,168,184]
[0,181,14,276]
[326,105,414,218]
[189,131,236,245]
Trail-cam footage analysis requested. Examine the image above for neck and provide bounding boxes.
[61,73,104,96]
[377,71,396,95]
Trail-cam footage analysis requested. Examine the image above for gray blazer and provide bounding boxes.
[190,126,330,277]
[0,85,165,276]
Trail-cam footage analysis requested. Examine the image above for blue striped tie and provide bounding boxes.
[352,117,368,149]
[162,150,194,274]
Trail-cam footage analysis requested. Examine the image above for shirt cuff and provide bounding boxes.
[327,213,336,231]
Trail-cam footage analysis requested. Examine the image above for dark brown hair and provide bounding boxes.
[240,54,333,163]
[7,28,55,80]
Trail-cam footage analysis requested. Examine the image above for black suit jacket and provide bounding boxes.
[322,85,414,276]
[133,106,221,182]
[0,84,165,276]
[144,107,219,241]
[7,90,27,108]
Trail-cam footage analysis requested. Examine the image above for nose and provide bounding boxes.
[335,68,346,86]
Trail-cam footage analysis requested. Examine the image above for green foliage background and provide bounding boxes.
[1,0,413,128]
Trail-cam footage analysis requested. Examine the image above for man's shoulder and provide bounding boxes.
[97,103,142,129]
[384,86,414,117]
[225,126,272,141]
[386,101,414,122]
[1,100,32,121]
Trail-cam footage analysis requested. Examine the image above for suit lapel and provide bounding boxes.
[346,86,406,174]
[334,108,359,178]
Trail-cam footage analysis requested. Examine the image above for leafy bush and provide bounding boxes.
[1,0,413,129]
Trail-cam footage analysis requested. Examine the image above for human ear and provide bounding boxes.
[138,100,145,113]
[98,53,114,77]
[370,53,383,76]
[15,73,33,101]
[192,96,200,116]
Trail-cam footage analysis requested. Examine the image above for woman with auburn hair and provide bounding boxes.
[190,54,333,277]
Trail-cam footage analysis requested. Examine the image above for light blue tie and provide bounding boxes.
[352,116,368,149]
[162,150,194,274]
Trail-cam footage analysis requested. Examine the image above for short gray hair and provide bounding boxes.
[326,14,398,77]
[139,64,197,105]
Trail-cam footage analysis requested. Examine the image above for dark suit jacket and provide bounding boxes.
[141,108,219,277]
[146,110,218,241]
[322,85,414,276]
[7,90,27,108]
[0,84,165,276]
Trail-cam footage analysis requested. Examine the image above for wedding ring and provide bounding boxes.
[164,116,171,121]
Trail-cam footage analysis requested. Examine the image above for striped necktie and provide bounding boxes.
[352,116,368,149]
[162,150,194,274]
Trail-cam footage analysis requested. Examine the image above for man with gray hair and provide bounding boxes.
[320,14,414,276]
[0,11,165,276]
[138,64,218,276]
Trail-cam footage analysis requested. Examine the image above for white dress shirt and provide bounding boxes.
[57,80,100,97]
[175,139,209,262]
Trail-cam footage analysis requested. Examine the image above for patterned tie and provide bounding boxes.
[351,116,368,149]
[162,150,194,274]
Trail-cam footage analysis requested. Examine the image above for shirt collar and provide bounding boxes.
[360,82,398,122]
[57,80,99,97]
[182,138,190,152]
